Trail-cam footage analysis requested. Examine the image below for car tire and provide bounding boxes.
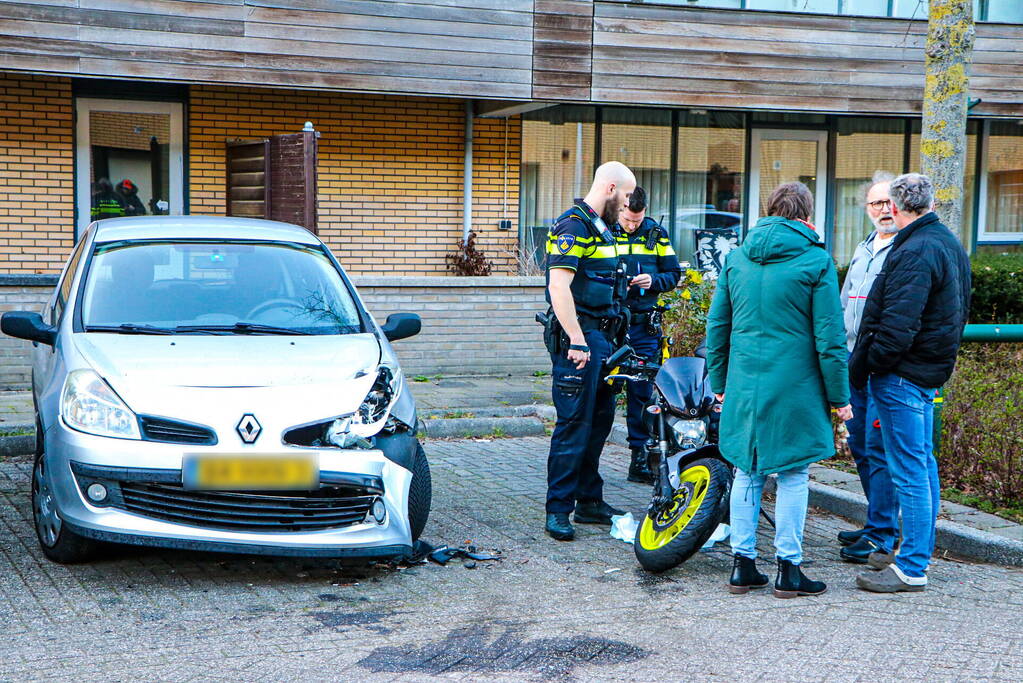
[32,453,98,564]
[407,441,431,542]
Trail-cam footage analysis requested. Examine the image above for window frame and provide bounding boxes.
[977,119,1023,243]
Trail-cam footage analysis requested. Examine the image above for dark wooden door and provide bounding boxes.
[225,130,318,232]
[225,139,270,219]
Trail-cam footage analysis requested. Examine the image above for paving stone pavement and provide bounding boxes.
[2,437,1022,681]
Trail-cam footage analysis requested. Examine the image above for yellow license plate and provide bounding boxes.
[183,454,319,491]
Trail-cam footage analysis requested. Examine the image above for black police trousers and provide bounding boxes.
[624,319,660,451]
[546,327,615,514]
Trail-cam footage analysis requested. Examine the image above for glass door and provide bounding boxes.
[748,128,828,239]
[75,98,184,235]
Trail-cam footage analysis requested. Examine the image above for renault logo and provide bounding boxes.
[236,414,262,444]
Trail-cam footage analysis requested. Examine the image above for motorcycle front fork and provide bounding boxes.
[646,411,674,517]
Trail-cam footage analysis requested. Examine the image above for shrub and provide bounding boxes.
[940,343,1023,510]
[446,231,492,276]
[660,268,717,357]
[969,253,1023,324]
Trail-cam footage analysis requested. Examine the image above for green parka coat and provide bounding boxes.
[706,216,849,475]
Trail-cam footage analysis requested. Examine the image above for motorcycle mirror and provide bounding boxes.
[604,344,634,370]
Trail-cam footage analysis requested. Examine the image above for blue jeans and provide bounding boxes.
[624,320,660,451]
[847,377,899,553]
[730,465,810,564]
[870,374,939,578]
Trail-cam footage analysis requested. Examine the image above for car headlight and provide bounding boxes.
[671,418,706,449]
[325,365,402,447]
[61,369,140,439]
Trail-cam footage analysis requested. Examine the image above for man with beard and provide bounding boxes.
[837,171,900,566]
[543,161,636,541]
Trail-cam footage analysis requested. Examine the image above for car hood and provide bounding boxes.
[72,333,386,444]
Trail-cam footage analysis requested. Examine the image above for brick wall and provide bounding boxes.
[89,111,171,151]
[0,277,549,389]
[189,86,521,275]
[0,281,51,389]
[352,276,548,377]
[0,74,74,274]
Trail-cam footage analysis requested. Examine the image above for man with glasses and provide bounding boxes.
[837,171,900,566]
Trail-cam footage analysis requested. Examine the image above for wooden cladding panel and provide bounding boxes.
[591,3,1023,116]
[0,0,532,100]
[268,132,317,233]
[533,0,594,101]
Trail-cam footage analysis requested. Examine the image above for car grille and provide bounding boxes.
[139,416,217,445]
[116,483,375,532]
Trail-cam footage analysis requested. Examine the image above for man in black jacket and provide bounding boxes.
[849,173,971,594]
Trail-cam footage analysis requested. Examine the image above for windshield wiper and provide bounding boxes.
[85,324,177,335]
[174,322,310,336]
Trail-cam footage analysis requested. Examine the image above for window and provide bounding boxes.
[601,108,672,224]
[654,0,1006,21]
[675,111,746,266]
[52,237,88,325]
[832,118,906,266]
[519,106,597,267]
[75,99,184,236]
[979,120,1023,242]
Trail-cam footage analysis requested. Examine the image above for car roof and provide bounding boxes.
[90,216,322,245]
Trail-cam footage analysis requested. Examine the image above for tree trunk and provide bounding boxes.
[921,0,975,239]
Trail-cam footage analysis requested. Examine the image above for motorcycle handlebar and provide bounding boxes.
[604,344,634,370]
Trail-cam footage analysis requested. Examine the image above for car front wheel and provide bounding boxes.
[407,442,431,541]
[32,454,98,564]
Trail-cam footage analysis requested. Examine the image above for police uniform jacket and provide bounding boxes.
[545,201,622,320]
[615,217,681,313]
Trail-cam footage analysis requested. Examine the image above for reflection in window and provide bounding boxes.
[601,108,672,225]
[675,111,745,267]
[984,121,1023,237]
[88,111,171,221]
[910,120,978,250]
[519,106,596,268]
[833,118,905,266]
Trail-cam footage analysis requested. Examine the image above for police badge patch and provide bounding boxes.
[556,234,576,254]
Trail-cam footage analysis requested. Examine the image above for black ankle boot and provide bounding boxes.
[728,555,769,594]
[627,448,654,484]
[773,558,827,598]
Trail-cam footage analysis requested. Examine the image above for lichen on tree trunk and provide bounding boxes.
[921,0,975,239]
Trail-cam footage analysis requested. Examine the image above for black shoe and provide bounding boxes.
[838,528,866,546]
[727,555,769,594]
[840,536,883,564]
[573,500,625,525]
[627,448,654,484]
[545,513,574,541]
[773,558,827,599]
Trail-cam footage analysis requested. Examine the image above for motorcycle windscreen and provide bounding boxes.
[654,357,715,418]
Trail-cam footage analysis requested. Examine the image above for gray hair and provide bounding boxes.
[889,173,934,214]
[859,170,896,204]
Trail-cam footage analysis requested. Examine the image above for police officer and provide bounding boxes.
[90,178,126,220]
[615,187,681,483]
[543,161,636,541]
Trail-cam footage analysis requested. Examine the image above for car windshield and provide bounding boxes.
[81,240,363,335]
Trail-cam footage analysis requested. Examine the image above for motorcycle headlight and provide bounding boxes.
[61,369,140,440]
[671,418,706,449]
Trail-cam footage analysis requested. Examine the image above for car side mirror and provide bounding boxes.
[381,313,421,342]
[1,311,56,346]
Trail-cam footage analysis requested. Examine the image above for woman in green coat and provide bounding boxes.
[706,182,852,598]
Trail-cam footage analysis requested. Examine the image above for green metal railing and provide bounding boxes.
[933,324,1023,456]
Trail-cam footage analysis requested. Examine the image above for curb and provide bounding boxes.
[0,422,34,458]
[420,415,546,439]
[610,423,1023,567]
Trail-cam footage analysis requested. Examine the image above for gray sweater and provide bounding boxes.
[841,231,894,352]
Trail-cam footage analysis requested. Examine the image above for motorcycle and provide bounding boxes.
[603,343,734,573]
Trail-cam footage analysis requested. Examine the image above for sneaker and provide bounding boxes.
[573,500,625,525]
[856,565,927,593]
[545,512,574,541]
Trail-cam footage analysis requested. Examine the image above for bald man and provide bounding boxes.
[542,161,636,541]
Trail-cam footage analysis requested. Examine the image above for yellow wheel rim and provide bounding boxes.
[638,465,711,551]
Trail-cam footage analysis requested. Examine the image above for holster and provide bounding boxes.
[535,308,565,356]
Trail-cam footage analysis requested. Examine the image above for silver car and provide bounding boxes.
[2,216,429,564]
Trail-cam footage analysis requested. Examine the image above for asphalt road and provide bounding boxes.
[2,437,1021,681]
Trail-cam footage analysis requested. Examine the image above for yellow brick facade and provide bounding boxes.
[0,74,75,274]
[189,86,521,275]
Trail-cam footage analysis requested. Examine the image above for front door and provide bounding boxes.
[748,128,828,239]
[75,98,184,236]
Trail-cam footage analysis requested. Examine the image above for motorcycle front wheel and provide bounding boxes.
[634,457,730,573]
